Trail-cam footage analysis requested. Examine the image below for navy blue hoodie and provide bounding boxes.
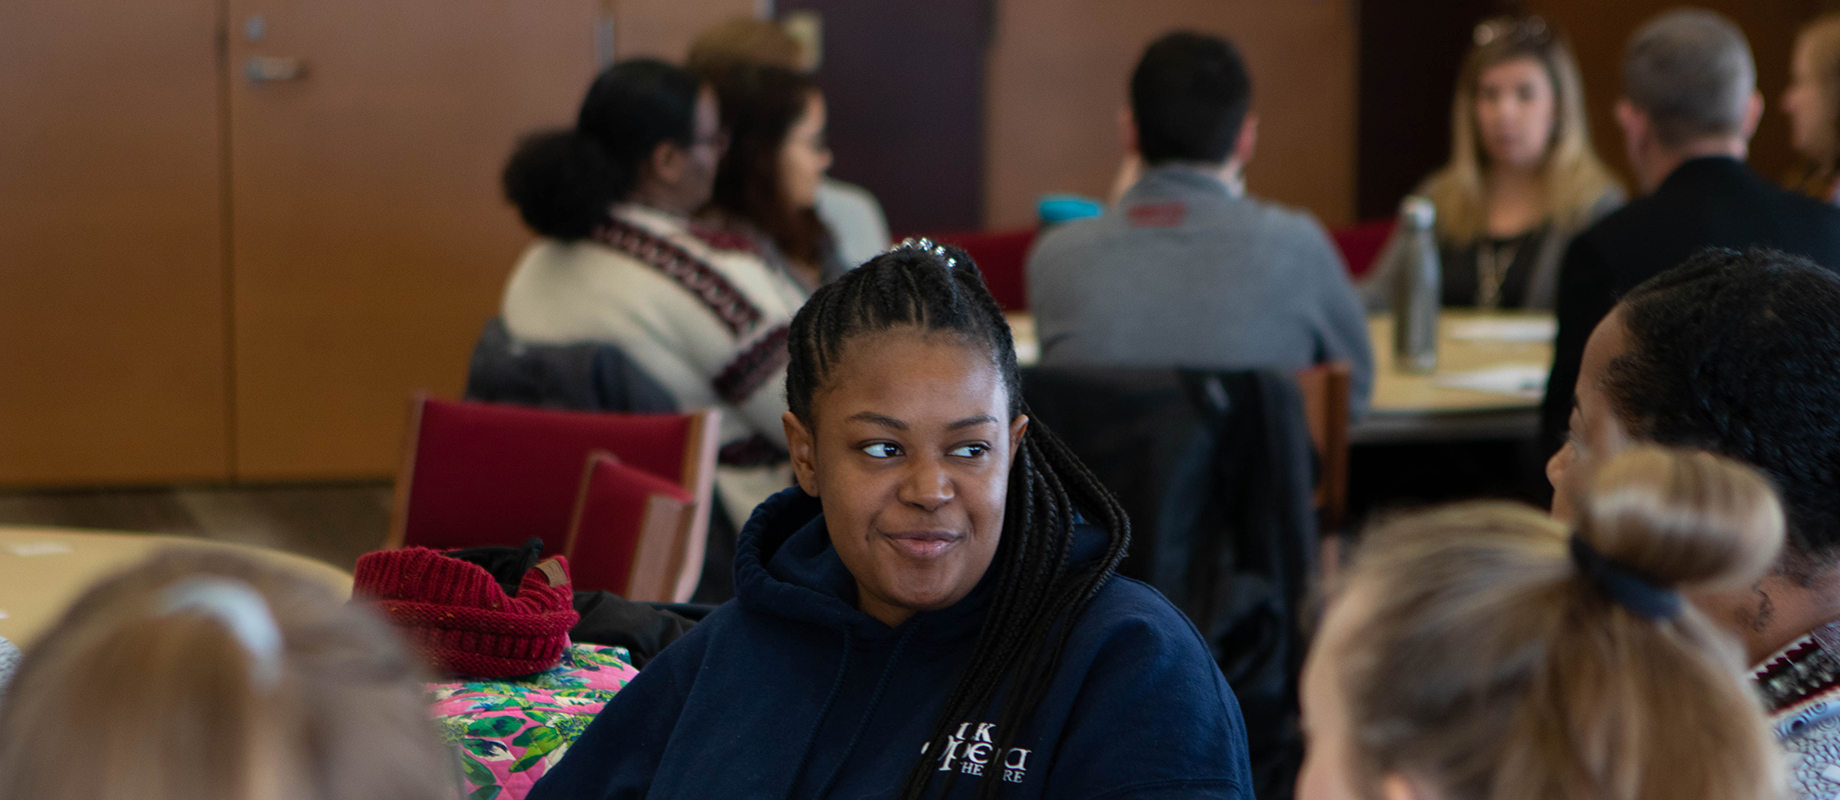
[528,486,1253,799]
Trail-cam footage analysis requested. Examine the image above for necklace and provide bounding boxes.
[1475,236,1523,311]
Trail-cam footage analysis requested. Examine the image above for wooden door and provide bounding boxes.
[225,0,598,480]
[0,0,231,485]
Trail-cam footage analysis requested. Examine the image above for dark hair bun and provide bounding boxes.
[501,130,629,242]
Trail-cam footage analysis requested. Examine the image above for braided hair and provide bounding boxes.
[785,240,1131,799]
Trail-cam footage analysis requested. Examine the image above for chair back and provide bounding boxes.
[1021,365,1316,800]
[1295,362,1353,532]
[386,396,720,575]
[464,318,677,414]
[566,451,697,602]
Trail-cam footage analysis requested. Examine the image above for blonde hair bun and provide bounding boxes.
[1577,446,1785,594]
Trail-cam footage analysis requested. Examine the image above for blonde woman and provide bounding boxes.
[1364,17,1623,311]
[1298,446,1785,800]
[0,549,454,800]
[1785,14,1840,203]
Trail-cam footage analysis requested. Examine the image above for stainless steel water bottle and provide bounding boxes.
[1393,195,1441,374]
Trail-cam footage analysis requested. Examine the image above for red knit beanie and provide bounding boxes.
[353,547,580,678]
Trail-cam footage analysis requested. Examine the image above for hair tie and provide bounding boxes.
[1568,534,1681,620]
[892,237,956,268]
[159,577,285,688]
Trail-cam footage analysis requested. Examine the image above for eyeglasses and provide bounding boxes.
[1474,16,1554,48]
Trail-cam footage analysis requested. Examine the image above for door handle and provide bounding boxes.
[245,56,306,83]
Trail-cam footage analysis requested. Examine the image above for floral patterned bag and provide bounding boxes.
[428,643,641,800]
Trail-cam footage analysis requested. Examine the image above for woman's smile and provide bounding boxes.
[877,527,965,560]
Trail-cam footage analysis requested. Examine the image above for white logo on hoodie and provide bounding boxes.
[924,722,1032,784]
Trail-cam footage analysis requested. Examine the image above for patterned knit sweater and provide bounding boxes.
[502,204,805,524]
[1756,621,1840,799]
[502,204,805,451]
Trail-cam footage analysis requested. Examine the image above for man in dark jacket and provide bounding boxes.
[1539,9,1840,459]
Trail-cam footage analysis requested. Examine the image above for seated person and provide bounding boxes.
[1540,9,1840,458]
[500,59,805,523]
[0,549,453,799]
[1303,445,1785,800]
[697,63,845,293]
[1029,31,1373,415]
[1544,247,1840,799]
[687,18,892,269]
[528,242,1254,799]
[1361,16,1623,311]
[1783,13,1840,204]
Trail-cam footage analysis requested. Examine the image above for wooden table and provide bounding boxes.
[1005,310,1552,444]
[1356,311,1552,443]
[0,526,353,648]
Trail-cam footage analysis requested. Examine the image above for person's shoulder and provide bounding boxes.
[1029,216,1115,266]
[1231,194,1334,246]
[1076,576,1214,659]
[815,178,881,210]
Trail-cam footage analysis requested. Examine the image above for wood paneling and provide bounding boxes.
[984,0,1357,229]
[226,0,599,480]
[612,0,758,61]
[0,0,230,485]
[1527,0,1824,189]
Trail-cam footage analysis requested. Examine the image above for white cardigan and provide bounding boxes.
[501,204,807,451]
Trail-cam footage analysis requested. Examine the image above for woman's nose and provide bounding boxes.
[898,456,953,511]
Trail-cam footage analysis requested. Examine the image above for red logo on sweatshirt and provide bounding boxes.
[1127,201,1186,227]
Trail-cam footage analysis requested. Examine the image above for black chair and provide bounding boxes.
[1022,366,1317,800]
[464,317,677,415]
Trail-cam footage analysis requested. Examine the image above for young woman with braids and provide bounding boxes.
[528,241,1253,799]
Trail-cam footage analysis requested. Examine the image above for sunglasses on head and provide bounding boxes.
[1474,16,1554,48]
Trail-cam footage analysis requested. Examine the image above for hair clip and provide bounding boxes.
[160,577,285,688]
[893,237,957,268]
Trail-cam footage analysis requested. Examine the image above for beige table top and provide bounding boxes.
[1367,311,1553,415]
[0,526,353,649]
[1005,310,1554,442]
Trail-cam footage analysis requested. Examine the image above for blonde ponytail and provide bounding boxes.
[1328,446,1784,800]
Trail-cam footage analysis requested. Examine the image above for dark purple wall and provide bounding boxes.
[1356,0,1498,220]
[778,0,990,234]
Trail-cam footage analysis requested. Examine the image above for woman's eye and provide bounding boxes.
[948,444,989,459]
[861,443,902,459]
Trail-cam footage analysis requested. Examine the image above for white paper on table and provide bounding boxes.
[1433,364,1549,399]
[1448,318,1557,342]
[0,610,9,620]
[5,542,74,557]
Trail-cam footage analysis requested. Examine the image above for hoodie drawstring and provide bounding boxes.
[786,625,854,800]
[812,623,919,799]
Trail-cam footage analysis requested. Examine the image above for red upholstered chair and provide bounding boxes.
[1330,219,1397,279]
[933,228,1038,310]
[385,396,720,600]
[565,451,697,601]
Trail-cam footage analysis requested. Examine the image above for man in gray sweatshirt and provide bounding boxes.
[1028,31,1373,416]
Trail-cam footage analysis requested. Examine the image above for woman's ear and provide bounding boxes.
[784,411,819,497]
[649,139,687,186]
[1006,414,1030,471]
